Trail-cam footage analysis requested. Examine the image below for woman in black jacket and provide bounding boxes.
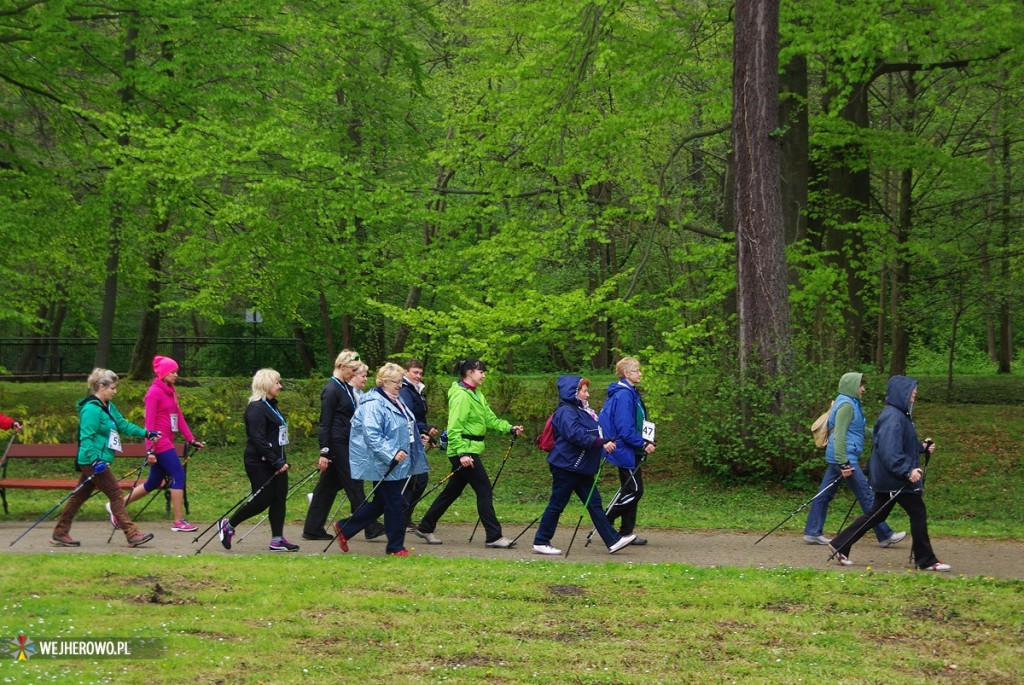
[218,368,296,552]
[301,350,384,541]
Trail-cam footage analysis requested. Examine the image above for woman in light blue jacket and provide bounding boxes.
[333,363,428,556]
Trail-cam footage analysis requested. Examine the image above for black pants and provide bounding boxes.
[606,462,644,536]
[830,489,938,568]
[303,453,383,538]
[230,460,289,538]
[417,454,503,543]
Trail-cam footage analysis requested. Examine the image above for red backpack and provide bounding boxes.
[536,414,555,452]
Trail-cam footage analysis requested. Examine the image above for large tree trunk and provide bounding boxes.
[95,17,138,371]
[779,52,809,254]
[128,250,163,380]
[732,0,791,382]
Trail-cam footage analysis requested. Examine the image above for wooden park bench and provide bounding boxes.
[0,440,184,514]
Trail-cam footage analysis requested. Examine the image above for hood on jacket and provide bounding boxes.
[606,379,634,400]
[78,395,102,410]
[837,372,863,398]
[884,375,917,414]
[557,375,583,405]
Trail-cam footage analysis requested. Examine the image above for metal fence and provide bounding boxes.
[0,337,309,379]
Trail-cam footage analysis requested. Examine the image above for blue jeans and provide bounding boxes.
[534,465,621,548]
[803,462,894,542]
[338,479,407,554]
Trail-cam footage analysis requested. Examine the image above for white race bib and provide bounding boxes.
[107,430,123,452]
[408,420,416,446]
[278,425,290,446]
[170,413,179,433]
[641,420,656,443]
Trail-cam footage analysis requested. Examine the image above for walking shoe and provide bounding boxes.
[301,530,334,541]
[827,545,853,566]
[921,561,951,572]
[485,537,515,548]
[631,537,648,546]
[879,531,907,548]
[333,521,349,552]
[127,532,154,548]
[365,523,387,540]
[105,502,121,530]
[532,544,562,555]
[218,518,235,550]
[269,538,300,552]
[803,534,832,545]
[389,549,411,557]
[171,520,198,533]
[609,534,637,554]
[413,528,442,545]
[50,534,80,547]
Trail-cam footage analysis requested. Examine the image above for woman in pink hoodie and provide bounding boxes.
[112,356,204,532]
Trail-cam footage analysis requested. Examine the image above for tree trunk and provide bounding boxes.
[732,0,791,382]
[889,168,912,376]
[293,326,316,375]
[319,291,336,362]
[779,52,809,254]
[128,250,163,380]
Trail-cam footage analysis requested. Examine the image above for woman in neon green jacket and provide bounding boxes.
[413,358,523,548]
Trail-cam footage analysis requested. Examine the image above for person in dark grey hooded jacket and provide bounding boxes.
[827,375,949,571]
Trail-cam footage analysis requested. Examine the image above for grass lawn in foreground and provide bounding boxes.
[1,554,1021,684]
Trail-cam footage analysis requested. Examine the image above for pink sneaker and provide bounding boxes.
[921,562,951,572]
[171,520,198,532]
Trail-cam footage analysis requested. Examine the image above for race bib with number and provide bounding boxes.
[170,413,179,432]
[107,430,123,452]
[641,420,656,443]
[278,424,290,446]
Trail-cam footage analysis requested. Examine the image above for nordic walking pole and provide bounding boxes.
[468,435,517,543]
[510,516,540,546]
[192,469,281,548]
[235,466,318,544]
[324,457,401,553]
[754,472,846,545]
[407,466,462,511]
[564,459,606,558]
[9,462,118,546]
[835,495,858,535]
[585,454,643,547]
[827,486,906,561]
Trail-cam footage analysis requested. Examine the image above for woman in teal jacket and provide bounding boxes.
[52,368,159,548]
[413,358,523,548]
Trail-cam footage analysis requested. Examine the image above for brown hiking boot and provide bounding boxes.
[127,532,154,548]
[50,534,81,547]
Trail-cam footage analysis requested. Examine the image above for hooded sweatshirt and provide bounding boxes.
[547,375,607,475]
[598,379,647,469]
[825,372,865,465]
[868,375,925,493]
[144,378,195,453]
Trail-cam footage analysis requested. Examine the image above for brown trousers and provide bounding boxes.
[53,463,141,541]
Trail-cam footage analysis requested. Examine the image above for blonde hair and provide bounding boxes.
[354,362,369,376]
[87,368,119,394]
[334,349,361,371]
[249,368,282,402]
[375,362,404,387]
[615,357,640,379]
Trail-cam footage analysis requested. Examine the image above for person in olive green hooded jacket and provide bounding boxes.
[413,358,523,548]
[802,372,905,548]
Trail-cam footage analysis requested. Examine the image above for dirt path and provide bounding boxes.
[3,520,1021,580]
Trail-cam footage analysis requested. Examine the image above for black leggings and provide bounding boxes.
[230,461,289,537]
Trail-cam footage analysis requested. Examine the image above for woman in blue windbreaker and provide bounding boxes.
[598,357,656,544]
[532,376,636,555]
[332,363,429,556]
[828,375,949,572]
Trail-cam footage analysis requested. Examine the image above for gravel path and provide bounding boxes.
[3,520,1020,580]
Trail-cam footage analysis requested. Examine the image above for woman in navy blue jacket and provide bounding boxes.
[532,376,636,555]
[598,357,656,544]
[828,375,949,571]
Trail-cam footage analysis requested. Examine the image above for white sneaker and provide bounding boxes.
[532,544,562,555]
[609,534,636,554]
[105,502,120,530]
[485,536,515,549]
[879,531,907,548]
[803,534,831,545]
[829,544,853,566]
[921,562,951,572]
[412,528,442,545]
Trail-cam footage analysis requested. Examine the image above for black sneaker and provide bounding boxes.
[365,523,387,540]
[301,531,334,541]
[268,538,300,552]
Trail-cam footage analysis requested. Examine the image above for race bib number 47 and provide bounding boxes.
[641,420,656,443]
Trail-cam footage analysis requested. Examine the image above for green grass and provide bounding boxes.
[1,555,1022,684]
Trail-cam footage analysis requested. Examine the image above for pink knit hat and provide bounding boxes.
[153,356,179,379]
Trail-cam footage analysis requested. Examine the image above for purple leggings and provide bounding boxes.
[142,447,186,491]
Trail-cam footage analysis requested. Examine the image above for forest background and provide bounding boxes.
[1,0,1021,483]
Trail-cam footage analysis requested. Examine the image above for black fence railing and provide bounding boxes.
[0,337,309,379]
